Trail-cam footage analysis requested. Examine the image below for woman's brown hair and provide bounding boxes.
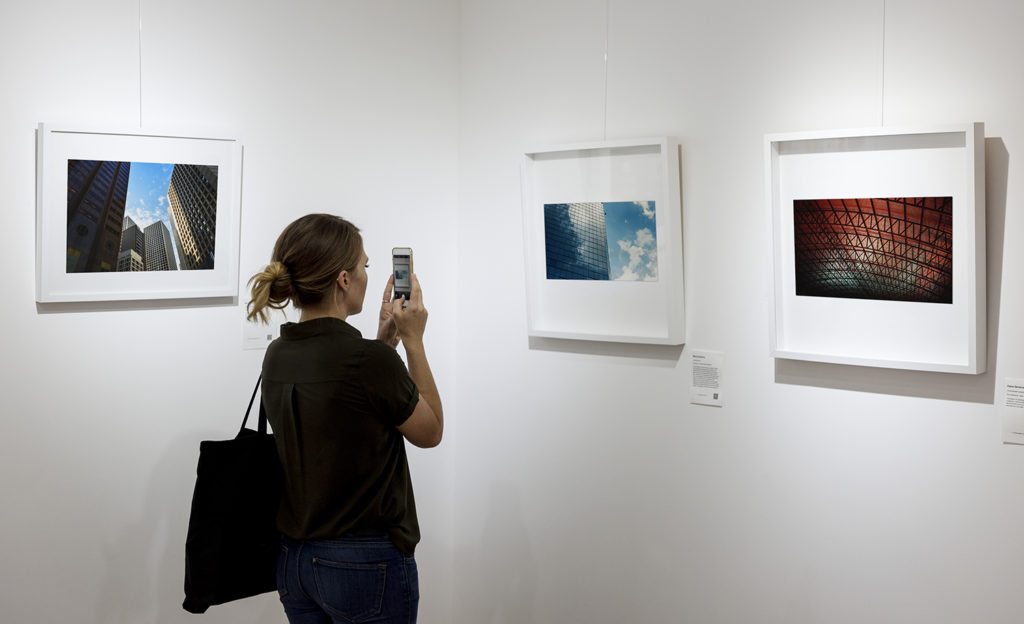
[246,214,363,324]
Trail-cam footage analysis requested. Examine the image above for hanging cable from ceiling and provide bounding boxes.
[880,0,887,126]
[138,0,144,127]
[603,0,610,140]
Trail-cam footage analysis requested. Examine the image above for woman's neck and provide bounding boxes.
[299,302,348,323]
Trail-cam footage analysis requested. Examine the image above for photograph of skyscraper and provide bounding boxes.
[544,201,658,281]
[66,160,218,273]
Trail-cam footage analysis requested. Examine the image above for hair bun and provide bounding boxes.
[267,261,294,300]
[267,260,290,281]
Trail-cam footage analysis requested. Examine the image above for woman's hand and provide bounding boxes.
[392,273,442,448]
[376,274,400,348]
[392,273,428,347]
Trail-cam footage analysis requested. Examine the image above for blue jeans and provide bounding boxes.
[277,535,419,624]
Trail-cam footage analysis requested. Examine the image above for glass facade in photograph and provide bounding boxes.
[117,215,146,272]
[544,202,610,280]
[168,164,219,271]
[144,220,178,271]
[66,160,131,272]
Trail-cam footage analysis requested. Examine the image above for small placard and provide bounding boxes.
[242,305,289,350]
[1002,377,1024,445]
[691,350,724,407]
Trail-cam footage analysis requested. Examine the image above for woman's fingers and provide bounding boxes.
[408,273,423,306]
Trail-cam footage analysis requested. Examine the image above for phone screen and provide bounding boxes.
[393,250,412,299]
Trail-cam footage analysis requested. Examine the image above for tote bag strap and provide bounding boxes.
[239,375,268,434]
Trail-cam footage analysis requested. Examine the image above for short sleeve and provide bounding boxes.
[359,340,420,427]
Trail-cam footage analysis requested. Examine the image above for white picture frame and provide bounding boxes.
[521,137,684,345]
[765,123,986,374]
[36,123,243,303]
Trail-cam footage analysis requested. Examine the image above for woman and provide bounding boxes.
[246,213,443,624]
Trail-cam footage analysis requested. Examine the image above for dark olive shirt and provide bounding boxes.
[261,317,420,555]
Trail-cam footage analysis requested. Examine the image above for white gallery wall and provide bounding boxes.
[0,1,458,622]
[454,0,1024,623]
[3,0,1024,623]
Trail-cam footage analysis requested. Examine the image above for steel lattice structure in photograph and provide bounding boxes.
[792,197,953,304]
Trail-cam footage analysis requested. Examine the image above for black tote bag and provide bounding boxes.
[182,376,284,614]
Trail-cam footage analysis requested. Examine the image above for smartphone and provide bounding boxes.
[392,247,413,301]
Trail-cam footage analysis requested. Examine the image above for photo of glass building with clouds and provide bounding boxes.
[66,160,218,273]
[544,201,658,281]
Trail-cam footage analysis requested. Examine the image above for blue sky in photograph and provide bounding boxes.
[123,161,182,267]
[124,162,174,231]
[604,200,658,281]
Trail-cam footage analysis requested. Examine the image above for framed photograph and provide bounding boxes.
[36,123,243,302]
[765,123,985,373]
[521,137,684,344]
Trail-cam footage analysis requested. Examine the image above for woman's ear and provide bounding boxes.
[336,269,350,290]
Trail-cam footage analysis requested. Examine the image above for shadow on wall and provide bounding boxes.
[96,431,282,623]
[36,297,237,316]
[528,336,684,368]
[774,137,1009,405]
[467,480,538,623]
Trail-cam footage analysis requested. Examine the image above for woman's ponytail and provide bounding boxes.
[246,261,293,324]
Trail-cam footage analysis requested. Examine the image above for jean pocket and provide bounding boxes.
[276,545,289,598]
[312,557,387,623]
